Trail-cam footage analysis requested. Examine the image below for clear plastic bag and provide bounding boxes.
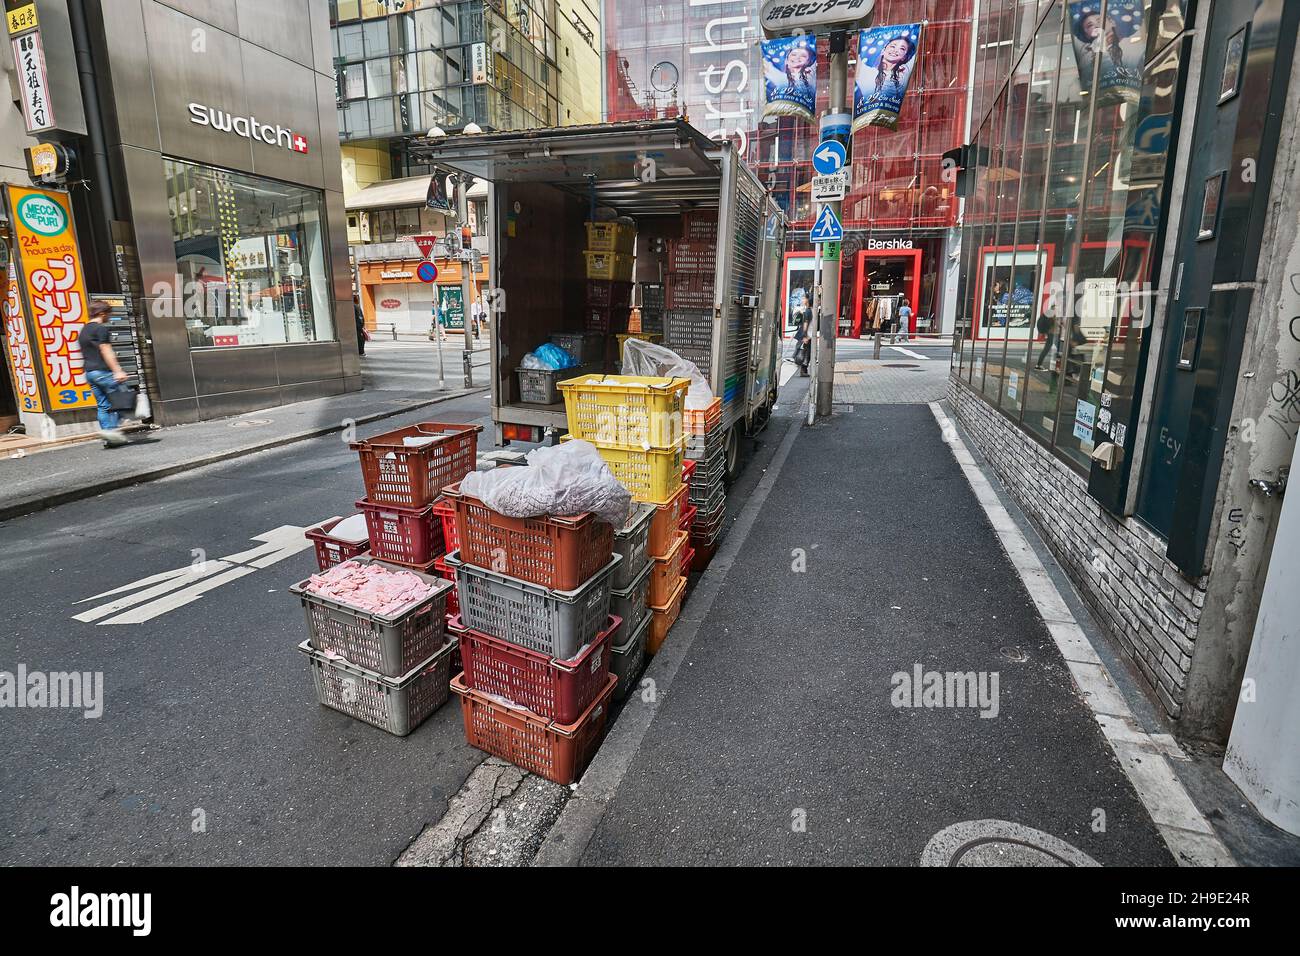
[459,439,632,527]
[620,339,714,409]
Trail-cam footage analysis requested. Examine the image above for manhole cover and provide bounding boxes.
[230,419,272,428]
[921,820,1100,867]
[883,363,920,368]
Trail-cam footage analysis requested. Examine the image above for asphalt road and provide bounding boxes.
[0,390,496,865]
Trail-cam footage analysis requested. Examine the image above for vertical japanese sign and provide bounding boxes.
[8,5,55,133]
[3,261,43,412]
[4,185,96,410]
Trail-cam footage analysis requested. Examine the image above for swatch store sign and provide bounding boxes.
[188,103,309,154]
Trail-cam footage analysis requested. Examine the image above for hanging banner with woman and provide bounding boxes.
[852,23,923,132]
[761,34,818,123]
[1067,1,1145,106]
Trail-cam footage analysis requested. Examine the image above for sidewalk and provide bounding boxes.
[537,397,1235,867]
[0,384,483,521]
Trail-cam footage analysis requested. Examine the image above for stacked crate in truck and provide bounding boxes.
[662,211,717,378]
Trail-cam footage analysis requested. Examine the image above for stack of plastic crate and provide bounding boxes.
[637,282,665,335]
[442,483,622,785]
[558,374,690,657]
[685,398,725,571]
[585,220,636,336]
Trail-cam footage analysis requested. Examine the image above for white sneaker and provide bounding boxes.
[98,428,128,446]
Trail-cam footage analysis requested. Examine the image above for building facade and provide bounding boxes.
[948,0,1300,805]
[601,0,974,336]
[329,0,599,334]
[0,0,356,436]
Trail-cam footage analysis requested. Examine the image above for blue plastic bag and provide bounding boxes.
[531,342,578,370]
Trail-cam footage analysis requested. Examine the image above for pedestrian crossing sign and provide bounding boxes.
[810,205,843,243]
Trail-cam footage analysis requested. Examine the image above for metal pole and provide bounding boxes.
[815,31,849,421]
[807,244,822,426]
[435,300,445,390]
[457,173,476,391]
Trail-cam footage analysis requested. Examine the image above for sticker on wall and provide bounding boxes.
[1067,1,1145,107]
[1073,399,1098,443]
[853,23,922,132]
[761,34,817,123]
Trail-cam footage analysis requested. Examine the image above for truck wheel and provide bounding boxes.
[724,425,741,483]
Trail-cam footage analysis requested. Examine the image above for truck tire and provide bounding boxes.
[724,425,742,483]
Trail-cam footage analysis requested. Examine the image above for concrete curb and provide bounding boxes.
[0,387,487,522]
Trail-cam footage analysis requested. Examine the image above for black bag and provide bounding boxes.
[107,384,138,412]
[1036,314,1052,335]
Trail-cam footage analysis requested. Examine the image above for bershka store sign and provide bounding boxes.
[188,103,309,153]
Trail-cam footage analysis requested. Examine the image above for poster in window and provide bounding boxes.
[852,24,922,132]
[761,35,817,124]
[1198,171,1224,240]
[1068,1,1145,106]
[783,256,818,334]
[1218,26,1247,104]
[978,246,1047,339]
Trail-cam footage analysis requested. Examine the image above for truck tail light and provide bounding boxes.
[502,423,543,444]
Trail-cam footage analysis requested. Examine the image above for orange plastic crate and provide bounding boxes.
[684,398,723,436]
[441,483,614,590]
[648,530,689,606]
[647,575,687,656]
[451,673,616,785]
[647,484,688,557]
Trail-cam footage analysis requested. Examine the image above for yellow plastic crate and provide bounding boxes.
[616,332,662,353]
[586,221,636,254]
[585,250,635,281]
[557,373,688,449]
[559,434,685,504]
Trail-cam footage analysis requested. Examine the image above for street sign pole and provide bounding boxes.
[817,30,849,422]
[456,172,476,368]
[435,296,445,390]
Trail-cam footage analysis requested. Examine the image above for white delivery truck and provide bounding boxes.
[412,119,787,479]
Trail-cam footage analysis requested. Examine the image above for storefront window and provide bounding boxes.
[980,90,1012,404]
[163,159,334,350]
[1000,4,1063,420]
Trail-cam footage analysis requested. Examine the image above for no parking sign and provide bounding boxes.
[416,261,438,283]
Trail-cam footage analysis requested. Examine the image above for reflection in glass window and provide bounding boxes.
[163,158,334,350]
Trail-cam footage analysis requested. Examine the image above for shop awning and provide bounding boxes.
[346,175,441,212]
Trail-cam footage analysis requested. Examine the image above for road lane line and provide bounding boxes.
[929,401,1235,867]
[886,346,930,360]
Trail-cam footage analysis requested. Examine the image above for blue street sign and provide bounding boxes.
[812,140,847,176]
[765,213,779,240]
[809,205,843,243]
[417,261,439,283]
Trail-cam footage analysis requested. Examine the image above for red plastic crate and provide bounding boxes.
[351,422,482,508]
[678,503,697,534]
[357,498,444,568]
[442,482,615,590]
[682,458,697,483]
[451,672,616,785]
[435,556,460,618]
[432,496,459,553]
[454,613,619,724]
[586,279,632,308]
[304,516,370,571]
[585,304,630,334]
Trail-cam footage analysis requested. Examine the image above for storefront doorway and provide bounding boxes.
[851,248,921,337]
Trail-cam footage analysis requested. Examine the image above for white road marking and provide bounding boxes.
[779,361,799,386]
[73,526,312,625]
[886,346,930,360]
[929,402,1236,868]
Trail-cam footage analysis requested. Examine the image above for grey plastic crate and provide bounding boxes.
[549,332,605,365]
[444,550,620,660]
[613,503,655,589]
[299,638,453,736]
[290,556,453,678]
[686,427,724,462]
[664,310,714,350]
[611,611,651,702]
[517,363,596,405]
[688,448,726,504]
[609,554,653,639]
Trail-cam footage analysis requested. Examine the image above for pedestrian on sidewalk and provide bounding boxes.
[792,315,811,376]
[1034,312,1058,370]
[354,300,368,357]
[895,299,912,343]
[76,300,130,448]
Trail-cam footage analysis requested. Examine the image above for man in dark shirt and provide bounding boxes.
[77,299,129,446]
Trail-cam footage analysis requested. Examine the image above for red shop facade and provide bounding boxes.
[602,0,974,336]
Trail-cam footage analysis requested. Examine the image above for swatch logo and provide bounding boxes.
[188,102,308,154]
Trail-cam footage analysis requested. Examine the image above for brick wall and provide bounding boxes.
[949,375,1208,720]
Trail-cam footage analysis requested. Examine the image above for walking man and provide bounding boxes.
[76,299,129,447]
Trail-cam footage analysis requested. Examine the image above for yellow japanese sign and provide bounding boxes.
[4,185,96,410]
[5,3,37,36]
[2,265,43,412]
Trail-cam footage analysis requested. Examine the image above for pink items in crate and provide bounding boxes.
[303,560,436,617]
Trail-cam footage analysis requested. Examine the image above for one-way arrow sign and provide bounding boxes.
[810,206,843,244]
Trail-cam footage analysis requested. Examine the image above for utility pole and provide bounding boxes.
[816,30,849,422]
[456,172,476,381]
